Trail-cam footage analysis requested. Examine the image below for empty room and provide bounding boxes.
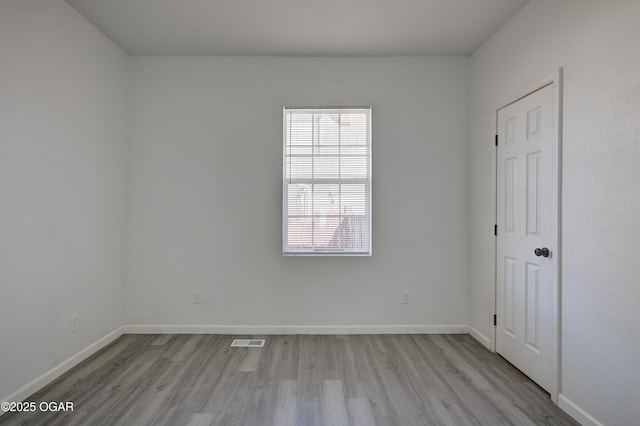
[1,0,638,425]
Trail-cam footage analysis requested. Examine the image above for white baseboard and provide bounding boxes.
[558,394,603,426]
[0,327,124,410]
[123,324,469,335]
[468,326,491,349]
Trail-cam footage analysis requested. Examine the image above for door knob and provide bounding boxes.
[534,247,550,258]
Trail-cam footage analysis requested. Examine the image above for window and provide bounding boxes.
[283,107,371,256]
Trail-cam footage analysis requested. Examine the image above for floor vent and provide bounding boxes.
[230,339,265,348]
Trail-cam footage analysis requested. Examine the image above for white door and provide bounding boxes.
[496,83,558,394]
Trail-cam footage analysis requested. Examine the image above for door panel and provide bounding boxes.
[526,152,541,236]
[525,261,540,351]
[504,257,516,336]
[496,83,556,393]
[504,157,517,234]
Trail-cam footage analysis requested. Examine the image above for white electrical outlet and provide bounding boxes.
[193,291,202,304]
[71,314,79,332]
[401,291,410,304]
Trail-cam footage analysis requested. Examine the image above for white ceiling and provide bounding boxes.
[65,0,530,56]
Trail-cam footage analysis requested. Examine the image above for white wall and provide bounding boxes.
[469,1,640,424]
[126,57,470,329]
[0,0,128,401]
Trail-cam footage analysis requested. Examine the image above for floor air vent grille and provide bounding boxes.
[230,339,265,348]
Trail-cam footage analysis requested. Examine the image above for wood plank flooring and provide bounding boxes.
[0,334,578,425]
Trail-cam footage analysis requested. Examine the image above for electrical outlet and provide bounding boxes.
[71,314,79,332]
[193,291,202,304]
[401,291,410,304]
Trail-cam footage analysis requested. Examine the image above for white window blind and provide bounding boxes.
[283,107,371,256]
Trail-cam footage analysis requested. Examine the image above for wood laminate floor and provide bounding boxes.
[0,334,578,425]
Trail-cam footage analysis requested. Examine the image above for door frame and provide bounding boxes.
[492,68,563,403]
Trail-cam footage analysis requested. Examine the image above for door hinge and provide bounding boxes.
[495,134,498,146]
[493,315,497,326]
[494,224,498,236]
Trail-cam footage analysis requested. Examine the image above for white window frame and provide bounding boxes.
[283,107,372,256]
